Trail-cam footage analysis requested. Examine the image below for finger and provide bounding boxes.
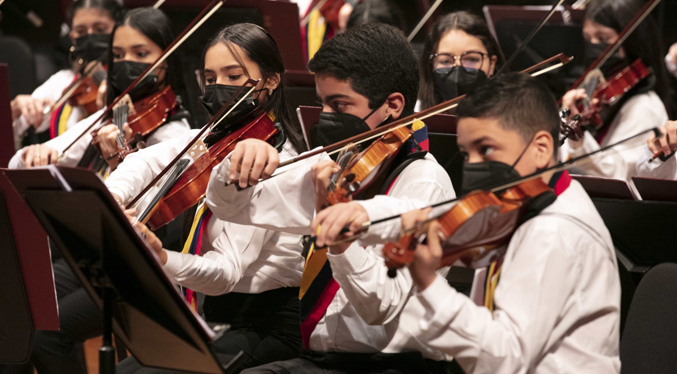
[249,147,268,186]
[48,148,59,164]
[668,123,677,151]
[311,206,332,234]
[23,146,36,165]
[123,122,133,140]
[38,146,54,166]
[348,208,369,233]
[261,146,279,180]
[426,221,443,257]
[239,146,256,188]
[315,207,344,246]
[659,135,671,156]
[321,207,355,246]
[229,144,245,181]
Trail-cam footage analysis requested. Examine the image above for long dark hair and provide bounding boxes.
[585,0,672,116]
[66,0,126,27]
[200,23,307,153]
[419,11,505,110]
[105,8,188,109]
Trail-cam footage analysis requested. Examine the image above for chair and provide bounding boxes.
[620,262,677,373]
[0,36,36,98]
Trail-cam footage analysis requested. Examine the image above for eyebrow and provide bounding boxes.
[323,94,351,103]
[471,136,493,146]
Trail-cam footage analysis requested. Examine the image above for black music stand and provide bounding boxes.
[4,166,244,374]
[632,177,677,202]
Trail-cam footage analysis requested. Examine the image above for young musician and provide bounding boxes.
[109,23,307,373]
[560,0,670,181]
[401,73,621,373]
[636,120,677,179]
[8,8,191,172]
[10,0,125,147]
[205,24,456,373]
[417,11,504,111]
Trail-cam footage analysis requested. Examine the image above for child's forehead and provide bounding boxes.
[457,117,516,143]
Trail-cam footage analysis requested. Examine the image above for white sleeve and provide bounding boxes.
[145,118,191,146]
[163,220,273,295]
[635,145,677,180]
[205,152,323,235]
[413,219,582,374]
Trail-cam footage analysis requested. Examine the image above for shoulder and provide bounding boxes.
[391,153,455,197]
[619,91,668,122]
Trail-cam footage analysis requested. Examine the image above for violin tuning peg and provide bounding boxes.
[559,109,571,121]
[345,173,356,183]
[348,181,361,194]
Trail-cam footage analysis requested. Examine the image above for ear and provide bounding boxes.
[488,55,498,77]
[385,92,405,120]
[532,130,555,169]
[264,73,281,94]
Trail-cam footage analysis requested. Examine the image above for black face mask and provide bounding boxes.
[310,104,389,150]
[109,61,161,102]
[71,33,110,65]
[199,84,261,118]
[460,134,535,196]
[583,40,626,75]
[433,66,488,102]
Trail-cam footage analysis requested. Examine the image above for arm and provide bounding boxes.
[636,121,677,180]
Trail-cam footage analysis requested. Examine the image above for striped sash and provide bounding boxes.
[180,201,213,312]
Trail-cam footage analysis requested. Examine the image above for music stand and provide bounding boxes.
[632,177,677,202]
[4,166,244,374]
[572,175,638,200]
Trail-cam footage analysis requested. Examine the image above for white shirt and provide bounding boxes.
[635,145,677,180]
[206,149,457,357]
[560,91,668,181]
[8,109,190,169]
[13,69,86,147]
[105,129,304,295]
[411,180,621,373]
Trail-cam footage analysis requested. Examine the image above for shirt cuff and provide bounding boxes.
[327,243,370,274]
[163,250,183,277]
[106,186,127,204]
[417,274,455,311]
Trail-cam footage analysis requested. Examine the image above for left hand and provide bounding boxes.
[96,80,107,110]
[408,212,442,291]
[311,201,369,252]
[134,222,167,264]
[97,122,132,169]
[311,160,340,212]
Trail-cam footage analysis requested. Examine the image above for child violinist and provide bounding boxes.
[403,73,621,373]
[417,11,504,111]
[8,8,191,172]
[10,0,125,147]
[560,0,670,181]
[205,23,456,374]
[109,23,308,373]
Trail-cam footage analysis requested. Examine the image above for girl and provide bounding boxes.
[109,23,306,373]
[9,8,191,173]
[417,11,504,111]
[11,0,125,147]
[560,0,670,181]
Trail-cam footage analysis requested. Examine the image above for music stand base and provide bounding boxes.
[99,286,116,374]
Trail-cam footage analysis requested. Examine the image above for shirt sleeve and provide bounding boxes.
[413,218,583,374]
[635,145,677,180]
[163,221,273,295]
[145,118,191,146]
[205,150,324,235]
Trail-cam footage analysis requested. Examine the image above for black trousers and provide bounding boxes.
[241,351,463,374]
[0,259,101,374]
[116,286,303,373]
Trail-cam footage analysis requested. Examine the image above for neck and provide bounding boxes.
[539,159,559,184]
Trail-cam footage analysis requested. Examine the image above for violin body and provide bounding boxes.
[145,112,279,230]
[327,126,412,205]
[68,76,100,114]
[383,178,553,273]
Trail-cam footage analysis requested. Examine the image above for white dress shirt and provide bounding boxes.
[207,149,457,357]
[410,180,620,373]
[105,129,304,295]
[13,69,86,147]
[8,108,190,169]
[560,91,667,181]
[635,145,677,180]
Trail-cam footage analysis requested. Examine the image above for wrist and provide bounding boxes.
[411,267,437,291]
[159,249,168,265]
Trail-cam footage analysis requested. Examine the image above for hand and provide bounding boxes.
[338,2,354,31]
[311,160,340,211]
[21,144,59,167]
[648,121,677,157]
[11,95,54,125]
[560,89,587,119]
[97,122,132,169]
[228,139,279,188]
[133,221,167,264]
[311,201,369,251]
[96,79,107,110]
[410,220,443,291]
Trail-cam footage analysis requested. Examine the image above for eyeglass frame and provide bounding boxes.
[429,51,490,72]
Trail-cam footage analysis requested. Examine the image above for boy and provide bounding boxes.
[206,24,457,373]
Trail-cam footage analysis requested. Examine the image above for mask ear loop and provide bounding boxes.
[362,98,392,126]
[511,132,538,170]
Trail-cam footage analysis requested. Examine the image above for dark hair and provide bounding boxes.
[308,23,419,116]
[105,8,188,110]
[67,0,125,27]
[585,0,672,116]
[346,0,407,32]
[457,72,560,157]
[419,11,505,110]
[199,23,307,153]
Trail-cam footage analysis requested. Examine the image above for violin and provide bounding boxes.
[141,111,279,230]
[382,178,553,277]
[67,67,107,115]
[91,85,179,160]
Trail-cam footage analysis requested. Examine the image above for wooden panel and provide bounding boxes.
[0,64,15,168]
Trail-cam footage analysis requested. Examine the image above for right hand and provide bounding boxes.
[228,139,279,188]
[21,144,59,167]
[11,95,54,126]
[666,43,677,76]
[648,121,677,157]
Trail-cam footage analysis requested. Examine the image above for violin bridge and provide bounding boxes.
[187,140,208,162]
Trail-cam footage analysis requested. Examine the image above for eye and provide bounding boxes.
[480,146,495,157]
[333,102,347,112]
[113,53,122,59]
[205,77,216,85]
[136,51,149,58]
[228,74,243,81]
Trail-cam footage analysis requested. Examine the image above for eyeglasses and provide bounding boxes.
[430,52,488,71]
